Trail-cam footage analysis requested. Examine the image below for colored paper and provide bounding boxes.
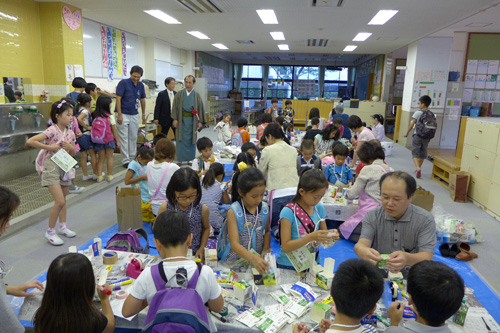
[121,31,127,75]
[116,30,123,76]
[485,75,497,89]
[446,98,461,107]
[106,27,114,81]
[464,74,475,89]
[101,25,108,69]
[475,75,486,89]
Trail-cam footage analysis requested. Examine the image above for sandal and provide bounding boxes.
[456,242,478,261]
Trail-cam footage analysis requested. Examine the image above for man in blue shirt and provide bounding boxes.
[115,65,147,167]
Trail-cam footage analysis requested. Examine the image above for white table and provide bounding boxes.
[322,199,358,221]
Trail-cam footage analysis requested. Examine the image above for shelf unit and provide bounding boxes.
[431,156,461,189]
[207,99,235,125]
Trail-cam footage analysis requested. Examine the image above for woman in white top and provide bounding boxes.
[346,115,377,168]
[371,114,385,142]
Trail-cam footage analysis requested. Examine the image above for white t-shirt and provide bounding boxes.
[147,161,180,215]
[129,259,221,332]
[326,324,377,333]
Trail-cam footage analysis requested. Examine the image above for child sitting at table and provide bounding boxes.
[221,168,271,274]
[34,253,115,333]
[277,169,338,270]
[158,168,210,261]
[324,142,353,187]
[233,142,258,172]
[294,259,384,333]
[297,139,322,176]
[191,137,218,177]
[303,117,321,142]
[387,261,464,332]
[122,211,224,332]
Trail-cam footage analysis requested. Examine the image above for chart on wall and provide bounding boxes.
[463,59,500,103]
[411,70,448,108]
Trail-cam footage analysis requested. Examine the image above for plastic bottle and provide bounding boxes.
[453,299,468,326]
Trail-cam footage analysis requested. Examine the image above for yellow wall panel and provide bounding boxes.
[0,0,44,84]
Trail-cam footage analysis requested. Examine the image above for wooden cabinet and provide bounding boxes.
[461,118,500,219]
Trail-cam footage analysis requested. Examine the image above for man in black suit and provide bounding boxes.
[154,77,176,138]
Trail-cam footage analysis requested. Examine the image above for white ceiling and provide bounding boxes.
[38,0,500,63]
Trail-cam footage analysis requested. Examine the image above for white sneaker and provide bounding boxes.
[69,184,85,194]
[91,174,98,180]
[106,175,113,182]
[82,175,92,181]
[45,230,64,246]
[58,226,76,238]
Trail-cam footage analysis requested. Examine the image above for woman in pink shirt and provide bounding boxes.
[346,115,377,168]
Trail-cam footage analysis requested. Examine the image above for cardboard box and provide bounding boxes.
[233,280,252,301]
[310,301,333,323]
[316,258,335,290]
[204,248,218,269]
[116,187,143,231]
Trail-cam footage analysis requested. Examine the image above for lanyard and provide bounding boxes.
[241,200,259,251]
[332,164,344,182]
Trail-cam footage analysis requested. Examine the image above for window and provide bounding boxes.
[236,65,263,99]
[324,67,350,99]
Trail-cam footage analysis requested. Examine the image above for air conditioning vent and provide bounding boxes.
[177,0,223,13]
[236,40,255,44]
[307,39,329,47]
[311,0,345,7]
[265,56,280,61]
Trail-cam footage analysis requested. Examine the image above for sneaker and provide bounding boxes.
[58,226,76,238]
[123,163,129,168]
[106,175,114,182]
[97,176,104,183]
[91,174,98,180]
[69,184,85,194]
[45,230,64,246]
[82,175,92,181]
[416,169,422,178]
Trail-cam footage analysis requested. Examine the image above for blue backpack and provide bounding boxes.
[217,201,269,262]
[143,262,210,333]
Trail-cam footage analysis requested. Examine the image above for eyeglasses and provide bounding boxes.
[176,194,197,201]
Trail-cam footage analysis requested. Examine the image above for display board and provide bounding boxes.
[410,70,448,108]
[83,18,138,79]
[463,33,500,108]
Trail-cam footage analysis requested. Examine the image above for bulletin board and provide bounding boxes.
[410,70,448,108]
[82,18,138,79]
[462,33,500,107]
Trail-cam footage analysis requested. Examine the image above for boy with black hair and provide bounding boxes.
[232,142,258,172]
[294,259,384,333]
[192,137,218,176]
[303,117,322,142]
[404,95,433,179]
[14,91,24,103]
[265,98,280,119]
[387,260,464,332]
[235,117,250,143]
[283,99,295,124]
[152,133,168,148]
[297,139,322,175]
[85,83,98,110]
[122,211,224,330]
[325,142,354,187]
[66,77,87,102]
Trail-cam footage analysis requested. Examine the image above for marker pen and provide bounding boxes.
[109,277,131,284]
[109,280,132,287]
[97,285,111,295]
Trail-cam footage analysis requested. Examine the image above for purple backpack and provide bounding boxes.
[143,262,210,333]
[105,228,150,254]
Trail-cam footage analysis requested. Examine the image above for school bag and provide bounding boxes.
[91,115,114,144]
[143,262,210,333]
[76,108,92,134]
[105,228,150,254]
[415,109,437,139]
[217,201,269,262]
[231,129,243,146]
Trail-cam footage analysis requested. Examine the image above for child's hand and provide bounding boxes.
[293,323,310,333]
[6,281,44,297]
[310,230,332,243]
[76,132,83,138]
[388,301,405,326]
[319,318,333,333]
[251,255,269,275]
[61,142,73,151]
[96,283,111,301]
[330,229,340,243]
[260,248,272,258]
[116,141,121,149]
[47,144,61,152]
[194,248,205,263]
[140,174,148,181]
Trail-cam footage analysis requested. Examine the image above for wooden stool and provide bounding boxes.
[431,155,461,189]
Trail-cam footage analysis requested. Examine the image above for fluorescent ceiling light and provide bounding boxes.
[187,31,210,39]
[212,43,228,50]
[144,10,181,24]
[343,45,357,52]
[368,10,398,25]
[270,31,285,40]
[83,34,93,39]
[352,32,372,41]
[278,44,289,51]
[256,9,278,24]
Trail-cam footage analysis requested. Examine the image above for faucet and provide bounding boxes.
[7,113,19,132]
[34,112,44,128]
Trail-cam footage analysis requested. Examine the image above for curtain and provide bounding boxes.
[234,64,243,91]
[318,65,325,97]
[262,65,270,100]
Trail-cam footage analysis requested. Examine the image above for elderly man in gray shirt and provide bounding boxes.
[354,171,436,273]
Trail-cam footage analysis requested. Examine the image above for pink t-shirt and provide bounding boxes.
[42,125,76,158]
[357,127,377,142]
